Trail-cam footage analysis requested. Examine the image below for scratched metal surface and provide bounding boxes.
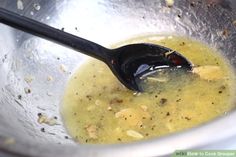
[0,0,236,157]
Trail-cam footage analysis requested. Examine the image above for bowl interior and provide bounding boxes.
[1,0,236,156]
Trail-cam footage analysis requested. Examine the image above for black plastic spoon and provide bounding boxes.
[0,8,192,91]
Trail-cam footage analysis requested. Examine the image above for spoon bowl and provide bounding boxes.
[109,43,192,91]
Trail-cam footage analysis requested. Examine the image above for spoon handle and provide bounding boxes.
[0,8,109,61]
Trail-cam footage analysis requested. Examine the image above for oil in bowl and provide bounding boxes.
[61,35,236,144]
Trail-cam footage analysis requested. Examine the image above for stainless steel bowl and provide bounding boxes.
[1,0,236,156]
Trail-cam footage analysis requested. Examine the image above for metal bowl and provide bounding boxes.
[0,0,236,156]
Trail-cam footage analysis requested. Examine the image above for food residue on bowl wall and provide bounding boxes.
[37,113,57,126]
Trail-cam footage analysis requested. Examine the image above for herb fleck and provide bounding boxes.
[166,112,170,116]
[18,95,22,100]
[40,128,45,132]
[160,98,168,105]
[185,117,191,121]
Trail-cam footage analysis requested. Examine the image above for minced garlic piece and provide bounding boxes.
[37,114,57,126]
[165,0,174,7]
[95,100,102,106]
[85,125,98,139]
[115,108,150,126]
[193,65,223,81]
[140,105,148,111]
[126,130,143,139]
[60,64,67,73]
[107,106,112,111]
[24,76,34,84]
[17,0,24,10]
[47,76,53,81]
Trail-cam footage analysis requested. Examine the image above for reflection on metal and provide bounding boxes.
[0,0,236,156]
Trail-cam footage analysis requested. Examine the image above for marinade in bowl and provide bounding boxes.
[61,35,236,144]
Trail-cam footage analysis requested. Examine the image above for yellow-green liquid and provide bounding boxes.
[61,36,236,144]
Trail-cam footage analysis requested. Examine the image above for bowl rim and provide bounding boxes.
[1,109,236,157]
